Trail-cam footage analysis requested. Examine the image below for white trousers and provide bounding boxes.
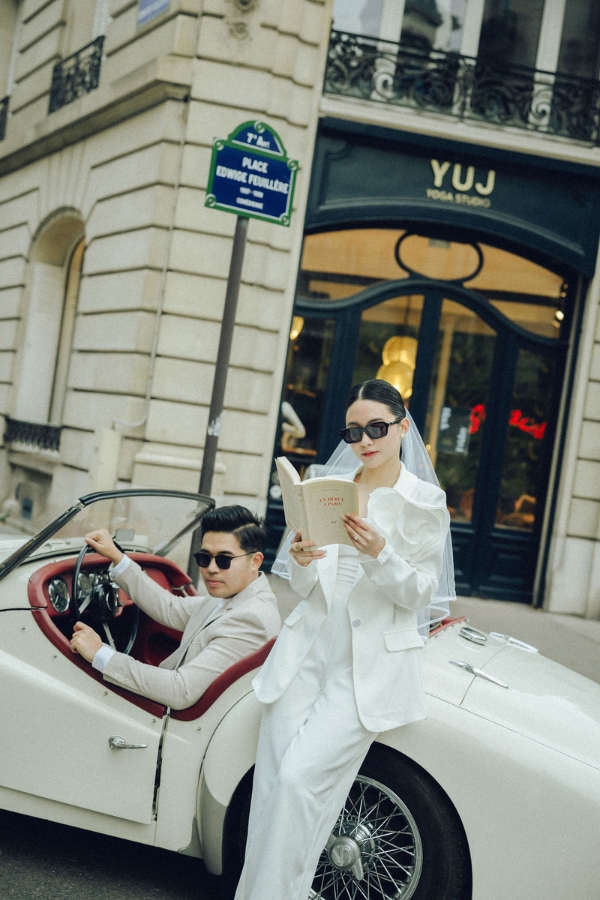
[234,661,375,900]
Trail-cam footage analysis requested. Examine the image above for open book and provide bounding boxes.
[275,456,359,547]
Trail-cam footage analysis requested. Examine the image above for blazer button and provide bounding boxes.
[352,619,361,628]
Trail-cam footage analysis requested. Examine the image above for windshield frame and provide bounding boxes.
[0,489,214,581]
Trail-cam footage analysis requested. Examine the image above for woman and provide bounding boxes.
[235,379,453,900]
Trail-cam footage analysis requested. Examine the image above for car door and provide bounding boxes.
[0,593,164,824]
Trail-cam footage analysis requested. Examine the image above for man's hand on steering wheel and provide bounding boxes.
[71,530,139,656]
[85,529,124,566]
[70,621,103,662]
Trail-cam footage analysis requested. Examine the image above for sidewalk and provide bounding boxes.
[267,575,600,685]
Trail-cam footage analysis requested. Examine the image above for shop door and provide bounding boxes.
[348,287,566,601]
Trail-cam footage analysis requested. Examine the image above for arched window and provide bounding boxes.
[13,214,85,427]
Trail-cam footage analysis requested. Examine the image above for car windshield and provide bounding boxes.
[0,490,214,579]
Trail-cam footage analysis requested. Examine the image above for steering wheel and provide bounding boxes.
[72,542,139,655]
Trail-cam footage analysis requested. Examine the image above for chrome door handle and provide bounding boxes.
[450,659,508,688]
[108,735,148,750]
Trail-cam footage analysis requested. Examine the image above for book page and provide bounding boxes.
[275,457,302,533]
[301,478,359,546]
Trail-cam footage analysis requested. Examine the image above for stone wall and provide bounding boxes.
[0,0,332,526]
[546,258,600,618]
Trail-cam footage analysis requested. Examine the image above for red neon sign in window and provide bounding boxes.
[469,404,547,440]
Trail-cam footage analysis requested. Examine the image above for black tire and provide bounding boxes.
[311,742,471,900]
[219,768,253,899]
[220,743,471,900]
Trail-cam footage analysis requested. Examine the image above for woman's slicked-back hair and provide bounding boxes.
[200,504,267,554]
[346,379,406,420]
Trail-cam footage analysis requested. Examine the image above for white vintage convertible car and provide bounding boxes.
[0,488,598,900]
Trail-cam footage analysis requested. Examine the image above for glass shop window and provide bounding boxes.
[495,348,557,531]
[277,317,336,476]
[423,299,497,522]
[300,229,566,339]
[352,294,424,399]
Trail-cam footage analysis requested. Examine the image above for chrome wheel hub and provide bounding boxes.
[328,835,362,873]
[310,776,423,900]
[326,820,376,880]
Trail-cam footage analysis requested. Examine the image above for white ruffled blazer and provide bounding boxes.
[253,464,450,733]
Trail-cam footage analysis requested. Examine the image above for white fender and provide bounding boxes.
[197,690,263,875]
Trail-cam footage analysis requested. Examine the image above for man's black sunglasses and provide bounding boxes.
[339,416,404,444]
[194,550,255,569]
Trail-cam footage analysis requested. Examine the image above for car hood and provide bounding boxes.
[423,622,600,769]
[461,641,600,770]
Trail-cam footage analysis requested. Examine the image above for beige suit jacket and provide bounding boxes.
[103,561,280,709]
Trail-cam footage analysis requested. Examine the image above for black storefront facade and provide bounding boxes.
[265,118,600,605]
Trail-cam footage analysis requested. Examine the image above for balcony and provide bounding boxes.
[325,30,600,145]
[0,96,8,141]
[4,417,63,454]
[48,36,104,114]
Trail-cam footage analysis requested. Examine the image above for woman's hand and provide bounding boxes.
[84,529,123,565]
[343,514,386,559]
[289,530,326,568]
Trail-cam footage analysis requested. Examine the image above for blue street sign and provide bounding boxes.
[206,121,298,226]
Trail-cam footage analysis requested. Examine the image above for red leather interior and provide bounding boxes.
[28,554,274,722]
[28,553,196,718]
[429,616,467,636]
[171,637,276,721]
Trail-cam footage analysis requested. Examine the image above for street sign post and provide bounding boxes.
[188,121,298,578]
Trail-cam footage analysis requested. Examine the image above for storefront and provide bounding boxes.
[265,119,600,604]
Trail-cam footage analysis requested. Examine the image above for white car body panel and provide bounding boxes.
[0,563,162,824]
[379,696,600,900]
[0,783,157,844]
[2,496,599,900]
[198,685,263,874]
[464,647,600,767]
[194,624,600,896]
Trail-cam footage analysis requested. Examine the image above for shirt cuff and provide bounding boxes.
[92,644,116,673]
[359,538,394,569]
[109,554,130,578]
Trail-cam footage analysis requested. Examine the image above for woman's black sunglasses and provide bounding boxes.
[339,416,404,444]
[194,550,255,569]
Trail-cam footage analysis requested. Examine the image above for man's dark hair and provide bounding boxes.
[200,505,267,554]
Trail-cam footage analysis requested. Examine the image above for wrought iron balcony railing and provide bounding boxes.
[325,30,600,145]
[48,36,104,114]
[0,96,8,141]
[4,417,63,453]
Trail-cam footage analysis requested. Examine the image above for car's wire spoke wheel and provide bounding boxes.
[310,775,423,900]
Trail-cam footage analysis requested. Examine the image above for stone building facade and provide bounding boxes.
[0,0,330,515]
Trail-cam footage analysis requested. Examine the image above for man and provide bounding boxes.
[70,505,280,710]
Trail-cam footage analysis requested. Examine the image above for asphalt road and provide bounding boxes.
[0,808,223,900]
